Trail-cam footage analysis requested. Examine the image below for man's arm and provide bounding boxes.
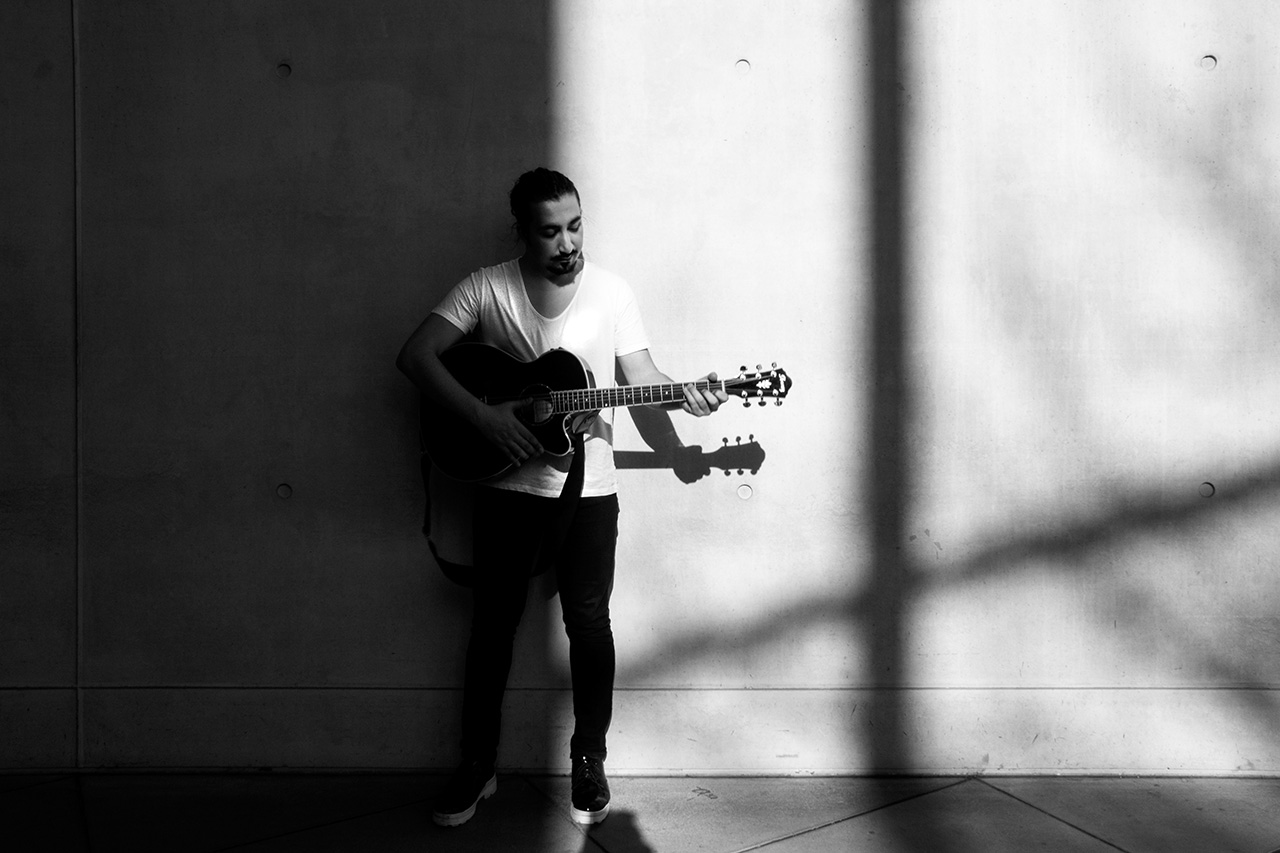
[396,313,544,466]
[616,349,727,417]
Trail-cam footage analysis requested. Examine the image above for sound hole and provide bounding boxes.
[523,385,555,425]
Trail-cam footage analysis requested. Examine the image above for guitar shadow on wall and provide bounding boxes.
[618,387,767,484]
[614,436,766,483]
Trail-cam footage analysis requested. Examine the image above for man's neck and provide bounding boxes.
[519,256,583,317]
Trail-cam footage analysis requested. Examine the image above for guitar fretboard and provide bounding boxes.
[553,380,726,414]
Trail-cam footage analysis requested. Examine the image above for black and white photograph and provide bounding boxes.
[4,1,1280,850]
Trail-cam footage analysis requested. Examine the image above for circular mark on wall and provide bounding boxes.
[276,483,293,499]
[276,62,292,79]
[1199,482,1215,498]
[737,483,754,500]
[1200,55,1217,70]
[735,59,752,75]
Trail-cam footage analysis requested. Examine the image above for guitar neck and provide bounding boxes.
[554,379,725,415]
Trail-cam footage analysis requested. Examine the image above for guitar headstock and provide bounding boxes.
[709,436,766,475]
[723,363,792,407]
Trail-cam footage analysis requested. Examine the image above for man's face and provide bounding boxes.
[524,193,584,280]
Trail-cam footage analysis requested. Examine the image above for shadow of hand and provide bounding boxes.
[672,444,711,483]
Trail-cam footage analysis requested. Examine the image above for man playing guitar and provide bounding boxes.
[396,168,726,828]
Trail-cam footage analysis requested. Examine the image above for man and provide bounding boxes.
[397,168,726,827]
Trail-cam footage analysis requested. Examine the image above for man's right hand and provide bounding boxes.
[475,400,544,467]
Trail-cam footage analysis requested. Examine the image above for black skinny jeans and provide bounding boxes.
[460,486,620,767]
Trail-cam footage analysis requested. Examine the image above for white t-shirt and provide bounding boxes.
[431,258,650,497]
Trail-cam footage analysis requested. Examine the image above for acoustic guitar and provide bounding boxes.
[422,343,791,482]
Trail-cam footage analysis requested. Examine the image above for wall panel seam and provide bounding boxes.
[71,0,84,773]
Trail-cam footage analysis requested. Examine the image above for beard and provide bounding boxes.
[548,251,580,277]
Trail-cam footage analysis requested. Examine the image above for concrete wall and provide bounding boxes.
[3,0,1279,775]
[1,0,78,767]
[901,0,1280,775]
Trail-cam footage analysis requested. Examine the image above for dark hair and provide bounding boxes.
[509,168,579,240]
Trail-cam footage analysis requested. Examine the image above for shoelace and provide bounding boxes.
[574,758,603,789]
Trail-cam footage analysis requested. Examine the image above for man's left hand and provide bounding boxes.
[682,373,728,417]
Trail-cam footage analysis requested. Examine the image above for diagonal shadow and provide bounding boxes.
[604,457,1280,845]
[613,457,1280,710]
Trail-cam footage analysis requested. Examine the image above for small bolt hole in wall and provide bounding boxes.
[1200,54,1217,70]
[276,61,292,79]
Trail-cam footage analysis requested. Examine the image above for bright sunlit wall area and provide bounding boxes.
[529,0,1280,776]
[902,1,1280,775]
[536,0,866,774]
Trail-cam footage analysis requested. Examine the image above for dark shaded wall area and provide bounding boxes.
[2,0,78,765]
[3,0,551,768]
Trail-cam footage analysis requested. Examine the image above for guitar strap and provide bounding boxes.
[531,431,586,578]
[422,452,473,587]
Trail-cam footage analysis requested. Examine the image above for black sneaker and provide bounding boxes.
[431,760,497,827]
[570,755,611,824]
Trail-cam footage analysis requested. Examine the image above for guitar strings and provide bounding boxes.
[483,379,731,412]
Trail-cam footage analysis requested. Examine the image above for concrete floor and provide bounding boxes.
[5,772,1280,852]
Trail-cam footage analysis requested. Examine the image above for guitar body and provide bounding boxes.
[421,343,595,482]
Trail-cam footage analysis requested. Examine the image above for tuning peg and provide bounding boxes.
[739,365,747,373]
[772,362,778,369]
[756,363,762,370]
[742,400,750,408]
[774,399,782,406]
[736,468,744,475]
[758,400,766,406]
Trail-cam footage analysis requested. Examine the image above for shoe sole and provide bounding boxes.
[570,800,611,825]
[432,774,497,828]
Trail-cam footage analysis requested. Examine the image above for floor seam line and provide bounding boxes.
[727,777,975,853]
[0,776,77,795]
[975,778,1132,852]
